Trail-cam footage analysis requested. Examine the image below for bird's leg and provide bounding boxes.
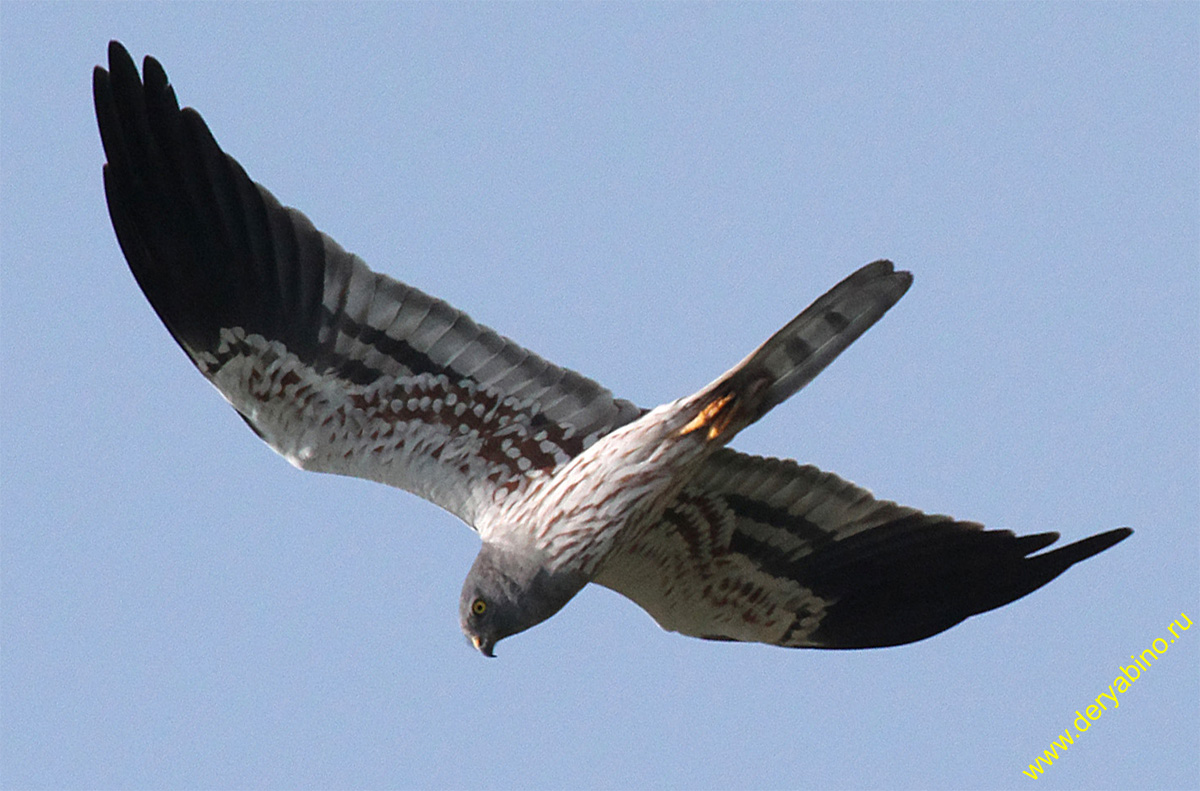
[677,375,770,444]
[679,391,738,441]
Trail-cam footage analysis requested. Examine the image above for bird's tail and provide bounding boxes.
[680,260,912,443]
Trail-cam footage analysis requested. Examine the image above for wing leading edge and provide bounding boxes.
[597,448,1132,648]
[94,41,640,526]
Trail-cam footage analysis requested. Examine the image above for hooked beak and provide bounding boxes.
[471,634,496,658]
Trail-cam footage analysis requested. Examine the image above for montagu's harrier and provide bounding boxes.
[94,41,1130,657]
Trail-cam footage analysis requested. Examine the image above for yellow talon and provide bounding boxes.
[680,392,737,441]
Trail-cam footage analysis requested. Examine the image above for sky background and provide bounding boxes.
[2,4,1197,790]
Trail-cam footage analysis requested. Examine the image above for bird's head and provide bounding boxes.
[459,542,586,657]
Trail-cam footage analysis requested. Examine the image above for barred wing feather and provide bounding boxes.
[596,448,1132,648]
[94,42,640,527]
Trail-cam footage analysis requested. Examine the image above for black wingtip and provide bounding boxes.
[95,40,334,375]
[106,40,137,81]
[803,523,1134,650]
[1040,526,1133,565]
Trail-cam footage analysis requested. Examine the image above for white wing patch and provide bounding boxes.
[94,38,642,534]
[202,327,585,525]
[595,487,833,644]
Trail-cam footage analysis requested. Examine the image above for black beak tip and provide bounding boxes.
[471,635,497,658]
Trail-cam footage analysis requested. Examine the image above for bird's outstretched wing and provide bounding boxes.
[596,448,1132,648]
[94,41,640,526]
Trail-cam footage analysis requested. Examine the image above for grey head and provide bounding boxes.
[459,542,587,657]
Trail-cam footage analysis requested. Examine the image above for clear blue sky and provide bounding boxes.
[3,4,1197,789]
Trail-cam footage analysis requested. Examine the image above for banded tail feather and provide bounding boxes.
[680,261,912,443]
[728,259,911,425]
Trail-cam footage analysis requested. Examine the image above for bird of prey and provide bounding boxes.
[94,41,1130,658]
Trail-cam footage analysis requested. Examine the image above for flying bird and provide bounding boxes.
[94,41,1130,657]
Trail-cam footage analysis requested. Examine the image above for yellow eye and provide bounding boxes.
[471,598,487,616]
